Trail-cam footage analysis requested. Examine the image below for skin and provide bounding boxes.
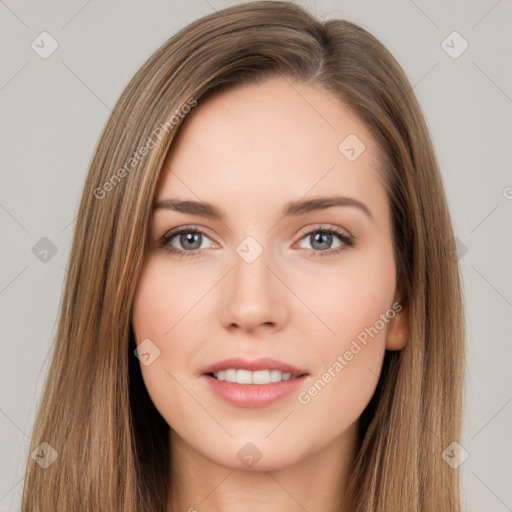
[131,76,409,512]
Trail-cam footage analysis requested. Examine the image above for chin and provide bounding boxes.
[195,433,310,472]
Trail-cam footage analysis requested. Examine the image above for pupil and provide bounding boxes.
[181,232,201,250]
[312,232,331,250]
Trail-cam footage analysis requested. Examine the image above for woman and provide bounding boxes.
[22,2,465,511]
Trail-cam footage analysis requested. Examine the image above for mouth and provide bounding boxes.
[201,357,309,408]
[207,368,304,384]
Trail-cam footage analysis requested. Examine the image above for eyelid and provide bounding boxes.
[295,223,353,241]
[158,224,217,252]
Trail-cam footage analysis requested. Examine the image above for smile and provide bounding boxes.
[201,357,309,408]
[210,369,300,384]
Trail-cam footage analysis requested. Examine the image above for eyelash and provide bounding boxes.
[158,224,355,258]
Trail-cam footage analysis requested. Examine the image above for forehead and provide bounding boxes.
[156,76,384,213]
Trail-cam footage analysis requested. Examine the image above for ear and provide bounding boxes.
[385,298,409,351]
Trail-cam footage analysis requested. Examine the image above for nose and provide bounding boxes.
[220,245,288,333]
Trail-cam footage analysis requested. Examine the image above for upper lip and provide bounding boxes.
[201,357,309,376]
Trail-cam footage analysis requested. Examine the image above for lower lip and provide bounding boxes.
[203,374,308,408]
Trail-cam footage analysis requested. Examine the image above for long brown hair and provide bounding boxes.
[22,2,465,510]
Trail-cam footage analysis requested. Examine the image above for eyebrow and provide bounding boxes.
[153,195,373,221]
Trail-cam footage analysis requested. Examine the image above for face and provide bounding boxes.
[131,76,408,471]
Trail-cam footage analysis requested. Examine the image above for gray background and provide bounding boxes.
[1,1,510,510]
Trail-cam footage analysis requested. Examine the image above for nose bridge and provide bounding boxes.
[221,236,286,330]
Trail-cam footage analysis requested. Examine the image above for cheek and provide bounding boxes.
[131,255,228,414]
[131,260,200,426]
[132,258,202,340]
[292,324,390,453]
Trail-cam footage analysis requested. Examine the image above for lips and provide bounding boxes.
[201,357,310,408]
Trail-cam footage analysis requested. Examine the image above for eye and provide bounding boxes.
[295,225,355,257]
[159,225,215,257]
[158,224,355,258]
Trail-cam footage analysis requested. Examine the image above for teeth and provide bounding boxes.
[237,369,252,384]
[212,369,298,384]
